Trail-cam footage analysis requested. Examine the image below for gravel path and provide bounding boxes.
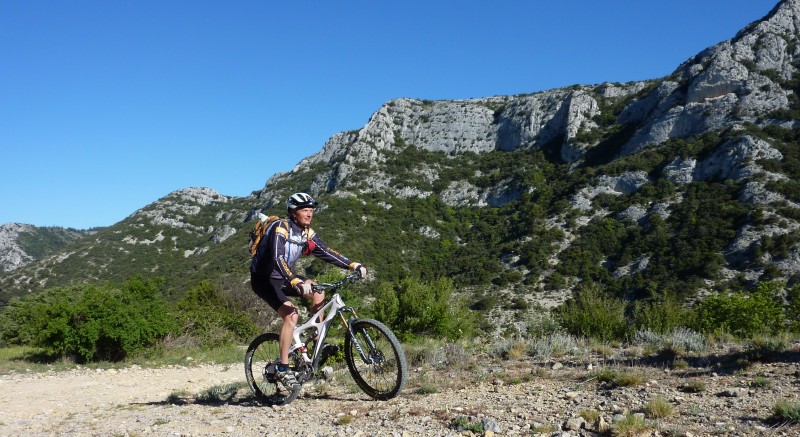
[0,346,798,436]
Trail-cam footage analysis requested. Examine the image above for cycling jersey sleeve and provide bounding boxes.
[309,233,358,270]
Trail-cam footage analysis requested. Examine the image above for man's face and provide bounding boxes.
[292,207,314,227]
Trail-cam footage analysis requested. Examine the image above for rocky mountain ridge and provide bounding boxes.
[2,0,800,308]
[292,0,796,195]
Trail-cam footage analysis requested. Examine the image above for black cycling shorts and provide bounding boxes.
[250,273,302,311]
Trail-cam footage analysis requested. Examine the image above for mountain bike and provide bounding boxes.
[244,273,408,405]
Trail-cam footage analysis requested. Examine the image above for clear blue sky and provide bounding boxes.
[1,0,779,229]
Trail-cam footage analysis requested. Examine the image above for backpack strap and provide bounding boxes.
[274,218,289,239]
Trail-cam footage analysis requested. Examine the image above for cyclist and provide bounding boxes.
[250,192,367,389]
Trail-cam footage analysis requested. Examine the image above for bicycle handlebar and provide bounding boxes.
[311,272,362,293]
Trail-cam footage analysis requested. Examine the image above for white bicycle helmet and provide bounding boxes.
[286,192,317,213]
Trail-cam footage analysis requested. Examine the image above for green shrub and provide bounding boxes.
[787,284,800,332]
[525,306,562,338]
[633,327,707,355]
[1,277,175,362]
[174,280,258,347]
[530,333,581,358]
[555,282,628,341]
[693,282,786,337]
[372,282,400,326]
[632,293,694,334]
[746,334,789,362]
[372,277,474,341]
[680,380,706,393]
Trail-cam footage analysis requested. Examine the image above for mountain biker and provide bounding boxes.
[249,192,367,389]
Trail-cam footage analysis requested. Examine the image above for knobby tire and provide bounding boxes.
[244,333,302,405]
[344,318,408,400]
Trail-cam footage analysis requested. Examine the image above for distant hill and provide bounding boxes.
[2,1,799,320]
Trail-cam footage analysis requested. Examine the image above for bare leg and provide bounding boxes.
[310,291,326,323]
[278,302,298,365]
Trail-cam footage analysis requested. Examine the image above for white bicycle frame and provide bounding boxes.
[288,292,349,367]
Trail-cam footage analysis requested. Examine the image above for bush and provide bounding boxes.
[746,334,789,362]
[530,332,582,358]
[372,282,400,326]
[555,282,628,342]
[632,293,694,334]
[174,280,258,347]
[633,327,707,354]
[787,284,800,332]
[693,282,786,337]
[372,277,474,341]
[589,368,645,388]
[523,304,562,338]
[1,277,175,362]
[613,413,650,436]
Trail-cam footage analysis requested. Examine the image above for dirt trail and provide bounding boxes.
[0,364,241,429]
[1,353,799,436]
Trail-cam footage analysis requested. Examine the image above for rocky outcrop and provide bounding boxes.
[620,0,800,155]
[570,172,652,211]
[0,223,88,274]
[0,224,35,273]
[132,188,231,234]
[694,135,784,182]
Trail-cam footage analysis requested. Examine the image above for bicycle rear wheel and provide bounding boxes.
[244,333,301,405]
[344,318,407,400]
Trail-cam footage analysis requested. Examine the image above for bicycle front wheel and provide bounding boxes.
[244,333,301,405]
[344,318,407,400]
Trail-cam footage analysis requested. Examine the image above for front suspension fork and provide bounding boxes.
[339,307,378,365]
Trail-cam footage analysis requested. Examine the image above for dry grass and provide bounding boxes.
[645,396,674,419]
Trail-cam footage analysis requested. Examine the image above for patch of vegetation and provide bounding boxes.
[0,277,175,362]
[195,382,243,404]
[335,415,354,426]
[613,413,650,436]
[415,384,438,395]
[694,281,786,337]
[449,415,484,434]
[679,380,706,393]
[770,400,800,424]
[556,282,628,342]
[645,396,674,419]
[370,277,474,341]
[14,227,88,260]
[589,368,645,388]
